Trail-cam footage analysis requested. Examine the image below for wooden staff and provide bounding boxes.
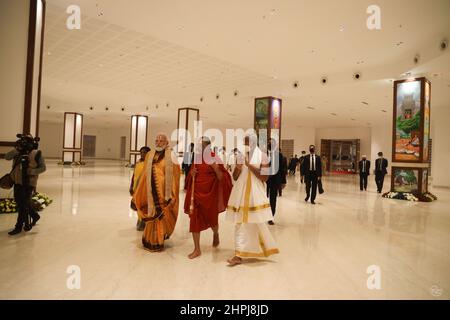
[189,164,195,216]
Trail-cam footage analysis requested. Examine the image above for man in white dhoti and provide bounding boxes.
[226,135,279,266]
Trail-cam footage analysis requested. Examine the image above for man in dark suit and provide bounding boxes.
[301,145,322,204]
[299,150,306,183]
[266,140,287,225]
[358,155,370,191]
[182,143,195,190]
[374,152,388,193]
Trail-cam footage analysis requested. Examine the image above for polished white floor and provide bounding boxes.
[0,160,449,300]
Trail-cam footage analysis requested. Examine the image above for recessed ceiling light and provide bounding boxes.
[361,101,369,105]
[307,106,315,110]
[339,25,345,32]
[269,9,276,15]
[330,113,337,116]
[396,41,404,47]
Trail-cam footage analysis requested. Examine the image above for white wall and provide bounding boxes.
[282,126,316,156]
[39,121,130,160]
[39,122,63,158]
[315,127,372,159]
[431,106,450,187]
[370,120,393,175]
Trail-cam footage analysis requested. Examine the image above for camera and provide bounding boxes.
[15,134,40,154]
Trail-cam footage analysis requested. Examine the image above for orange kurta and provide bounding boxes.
[184,157,232,233]
[133,148,180,251]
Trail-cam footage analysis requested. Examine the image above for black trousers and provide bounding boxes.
[305,172,318,202]
[375,172,385,192]
[359,173,368,190]
[13,184,37,229]
[266,184,279,217]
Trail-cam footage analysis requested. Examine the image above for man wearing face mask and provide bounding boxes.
[358,155,370,191]
[266,138,286,225]
[374,151,388,193]
[300,145,322,204]
[133,133,181,252]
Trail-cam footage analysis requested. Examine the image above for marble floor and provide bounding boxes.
[0,160,449,300]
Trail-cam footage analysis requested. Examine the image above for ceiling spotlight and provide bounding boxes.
[381,110,387,113]
[156,104,159,109]
[121,107,125,111]
[234,90,239,96]
[89,106,93,110]
[361,101,369,106]
[200,97,204,102]
[339,25,345,32]
[330,113,337,116]
[414,54,420,64]
[166,102,169,107]
[321,76,328,85]
[146,106,149,111]
[440,39,448,51]
[216,94,220,100]
[293,81,299,88]
[353,72,362,80]
[46,105,50,109]
[105,107,109,111]
[307,106,315,110]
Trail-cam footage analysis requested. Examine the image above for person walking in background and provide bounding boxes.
[182,143,195,190]
[130,146,151,230]
[358,155,370,191]
[301,145,322,204]
[299,150,306,184]
[374,152,388,193]
[266,139,287,225]
[288,155,298,176]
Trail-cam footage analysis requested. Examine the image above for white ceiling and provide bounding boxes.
[41,0,450,129]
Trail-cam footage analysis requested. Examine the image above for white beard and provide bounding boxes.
[155,146,164,152]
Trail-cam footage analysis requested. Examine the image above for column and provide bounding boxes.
[176,108,200,156]
[384,77,437,202]
[129,115,148,165]
[254,96,282,151]
[62,112,83,164]
[0,0,46,198]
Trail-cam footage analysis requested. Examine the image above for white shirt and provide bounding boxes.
[310,154,316,171]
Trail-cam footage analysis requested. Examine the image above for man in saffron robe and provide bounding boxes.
[184,136,232,259]
[133,134,180,252]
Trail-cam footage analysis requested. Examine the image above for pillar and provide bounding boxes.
[129,115,148,165]
[176,108,200,156]
[254,96,282,151]
[0,0,46,198]
[384,77,437,202]
[62,112,83,164]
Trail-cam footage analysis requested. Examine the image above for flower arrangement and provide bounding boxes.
[0,198,17,214]
[31,192,53,211]
[383,191,419,201]
[0,192,52,214]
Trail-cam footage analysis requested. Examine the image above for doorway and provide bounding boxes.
[83,135,96,157]
[120,136,126,160]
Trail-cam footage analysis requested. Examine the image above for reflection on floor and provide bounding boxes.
[0,160,449,299]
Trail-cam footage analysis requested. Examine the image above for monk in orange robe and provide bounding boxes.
[133,134,180,252]
[184,136,232,259]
